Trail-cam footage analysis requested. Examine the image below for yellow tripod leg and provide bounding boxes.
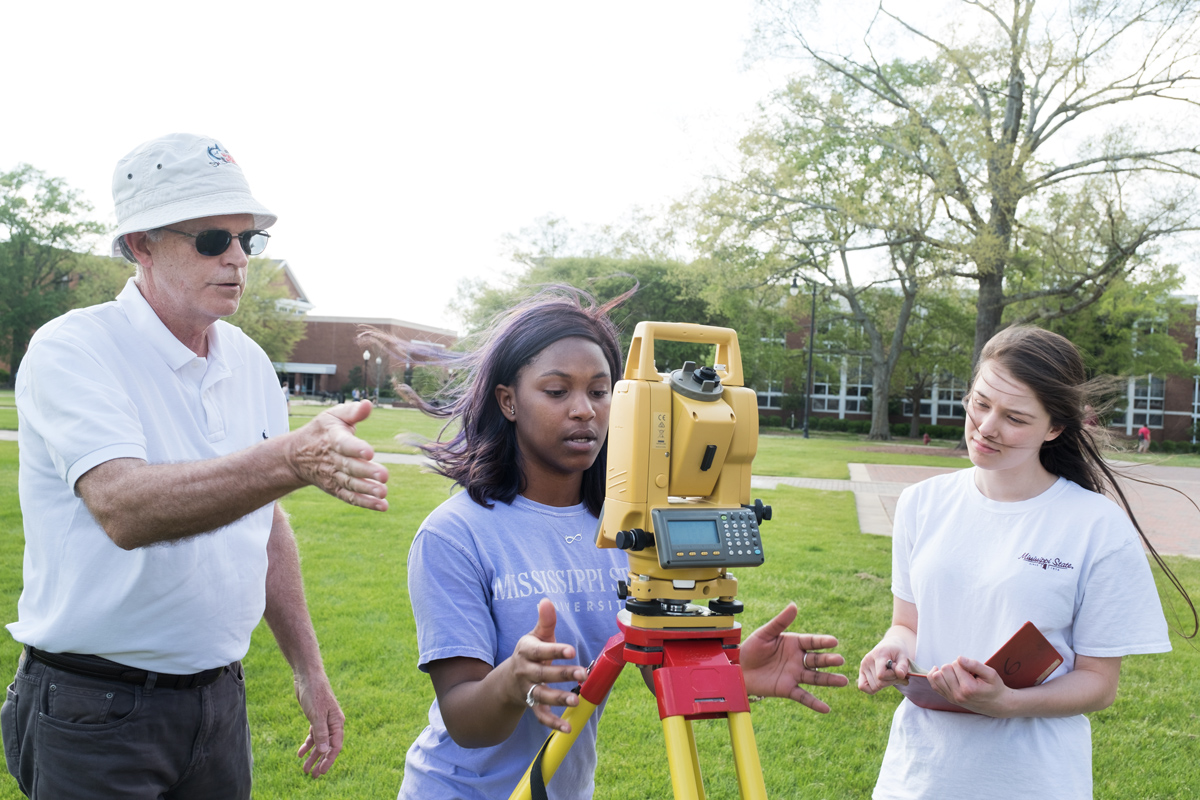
[727,711,767,799]
[507,698,599,800]
[661,716,706,800]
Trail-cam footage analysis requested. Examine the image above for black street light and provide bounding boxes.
[790,276,818,440]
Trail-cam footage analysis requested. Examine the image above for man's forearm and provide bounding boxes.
[78,437,306,549]
[264,507,345,776]
[76,402,388,549]
[263,506,325,678]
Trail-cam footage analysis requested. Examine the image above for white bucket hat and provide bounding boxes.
[110,132,277,259]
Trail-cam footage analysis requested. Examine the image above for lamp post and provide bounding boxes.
[375,355,382,401]
[790,276,818,440]
[362,349,370,401]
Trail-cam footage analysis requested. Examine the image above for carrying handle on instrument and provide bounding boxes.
[623,322,744,387]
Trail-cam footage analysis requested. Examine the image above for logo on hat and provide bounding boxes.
[206,143,237,167]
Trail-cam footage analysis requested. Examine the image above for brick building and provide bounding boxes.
[264,260,458,397]
[280,316,457,397]
[1114,299,1200,443]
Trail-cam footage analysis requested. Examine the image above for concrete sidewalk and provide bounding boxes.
[753,462,1200,558]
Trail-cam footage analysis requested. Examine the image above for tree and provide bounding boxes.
[699,78,948,439]
[1040,266,1193,379]
[755,0,1200,363]
[224,258,308,363]
[0,165,106,375]
[500,210,682,268]
[889,288,976,437]
[343,366,364,396]
[70,253,134,310]
[458,255,729,371]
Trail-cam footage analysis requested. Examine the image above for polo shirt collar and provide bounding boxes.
[115,278,243,376]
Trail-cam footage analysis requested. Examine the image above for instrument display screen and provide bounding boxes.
[651,507,764,569]
[668,519,720,545]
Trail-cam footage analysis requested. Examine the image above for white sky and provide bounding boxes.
[7,1,1195,334]
[4,0,794,331]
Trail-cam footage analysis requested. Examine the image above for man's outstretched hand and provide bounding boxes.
[287,400,389,511]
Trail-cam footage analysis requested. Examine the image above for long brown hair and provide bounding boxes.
[974,325,1196,638]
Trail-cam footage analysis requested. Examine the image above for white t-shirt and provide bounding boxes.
[875,468,1171,799]
[399,491,628,800]
[10,279,288,673]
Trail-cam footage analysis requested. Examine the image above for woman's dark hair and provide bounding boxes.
[974,325,1196,637]
[364,285,631,517]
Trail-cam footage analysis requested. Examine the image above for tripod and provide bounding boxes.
[508,608,767,800]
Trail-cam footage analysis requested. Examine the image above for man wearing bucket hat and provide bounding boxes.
[2,133,387,799]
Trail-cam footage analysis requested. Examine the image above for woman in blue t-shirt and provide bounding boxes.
[376,287,849,799]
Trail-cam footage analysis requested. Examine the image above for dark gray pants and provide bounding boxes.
[1,653,251,799]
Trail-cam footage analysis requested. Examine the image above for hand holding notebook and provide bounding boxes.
[894,621,1064,714]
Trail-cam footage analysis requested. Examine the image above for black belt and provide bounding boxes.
[25,646,229,690]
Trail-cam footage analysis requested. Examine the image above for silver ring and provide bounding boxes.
[804,652,818,670]
[525,683,540,708]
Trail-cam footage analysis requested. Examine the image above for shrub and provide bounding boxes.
[917,424,964,440]
[808,417,874,435]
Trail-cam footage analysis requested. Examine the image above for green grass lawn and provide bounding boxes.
[754,433,970,478]
[0,432,1196,798]
[0,389,14,431]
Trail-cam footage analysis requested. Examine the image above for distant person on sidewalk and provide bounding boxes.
[857,325,1195,800]
[1138,423,1151,453]
[4,133,390,799]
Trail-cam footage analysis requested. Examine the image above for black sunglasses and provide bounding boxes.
[163,228,270,257]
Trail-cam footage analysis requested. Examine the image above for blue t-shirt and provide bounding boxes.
[399,491,628,800]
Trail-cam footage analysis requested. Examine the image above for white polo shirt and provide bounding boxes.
[10,278,288,673]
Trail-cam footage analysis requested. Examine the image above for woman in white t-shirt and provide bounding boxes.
[373,287,849,800]
[857,325,1196,799]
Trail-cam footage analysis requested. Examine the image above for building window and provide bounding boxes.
[937,383,966,419]
[810,360,837,412]
[843,357,872,414]
[756,382,783,409]
[1120,376,1166,428]
[901,378,967,419]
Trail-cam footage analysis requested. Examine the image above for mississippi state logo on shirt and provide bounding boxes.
[1017,552,1075,571]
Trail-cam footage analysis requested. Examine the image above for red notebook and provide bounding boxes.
[895,621,1064,714]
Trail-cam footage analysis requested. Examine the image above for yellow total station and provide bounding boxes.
[595,321,770,629]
